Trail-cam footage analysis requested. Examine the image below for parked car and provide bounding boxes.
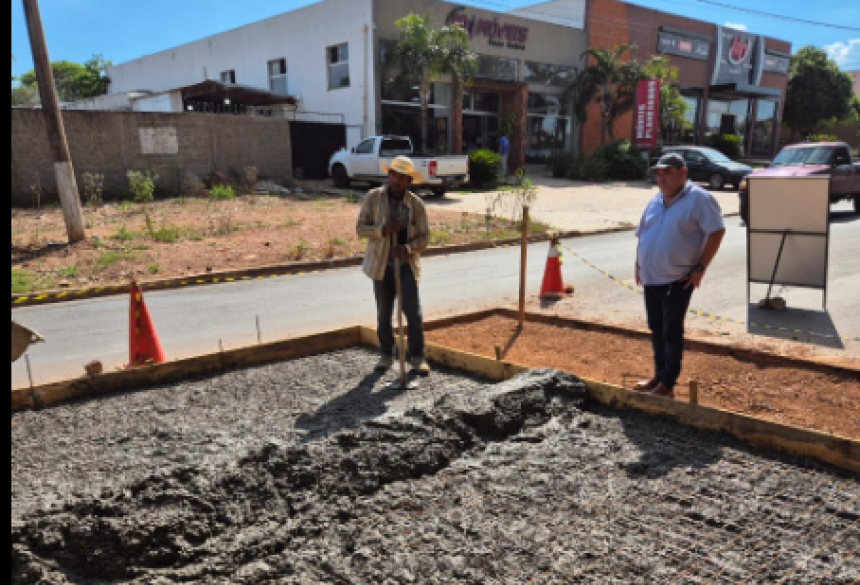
[328,136,470,197]
[738,142,860,223]
[651,146,754,190]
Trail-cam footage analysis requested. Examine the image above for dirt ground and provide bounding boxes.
[11,192,547,294]
[11,353,859,584]
[426,315,860,440]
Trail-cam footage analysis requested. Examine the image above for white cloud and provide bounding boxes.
[824,38,860,69]
[724,22,748,31]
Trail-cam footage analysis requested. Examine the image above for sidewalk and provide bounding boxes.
[425,176,741,232]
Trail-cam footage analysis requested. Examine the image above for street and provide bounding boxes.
[11,202,859,389]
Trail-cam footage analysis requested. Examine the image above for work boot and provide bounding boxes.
[375,355,394,372]
[410,357,431,377]
[634,378,659,392]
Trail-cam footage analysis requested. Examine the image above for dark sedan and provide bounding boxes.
[652,146,753,190]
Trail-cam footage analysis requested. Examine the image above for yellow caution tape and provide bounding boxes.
[562,244,860,344]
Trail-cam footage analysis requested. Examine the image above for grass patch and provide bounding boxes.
[344,191,361,204]
[148,264,160,275]
[150,225,183,243]
[57,266,80,278]
[117,201,133,213]
[429,229,452,246]
[332,237,348,246]
[112,225,138,242]
[97,250,138,270]
[11,270,33,294]
[283,218,303,228]
[289,240,310,261]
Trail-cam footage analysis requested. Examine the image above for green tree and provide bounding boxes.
[18,54,111,102]
[388,14,476,153]
[783,46,854,139]
[581,44,646,146]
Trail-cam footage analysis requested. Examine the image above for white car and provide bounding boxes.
[328,136,469,197]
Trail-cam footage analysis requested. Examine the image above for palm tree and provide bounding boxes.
[388,13,476,154]
[643,55,689,146]
[581,44,645,145]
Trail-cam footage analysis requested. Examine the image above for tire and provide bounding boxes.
[332,165,350,189]
[854,195,860,214]
[430,188,446,198]
[709,173,725,190]
[739,195,749,225]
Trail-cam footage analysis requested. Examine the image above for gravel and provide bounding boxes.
[10,349,860,584]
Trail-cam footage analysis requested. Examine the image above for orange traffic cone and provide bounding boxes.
[127,282,165,368]
[540,237,572,300]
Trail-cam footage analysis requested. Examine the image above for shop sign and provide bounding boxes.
[446,7,529,51]
[763,52,790,75]
[657,30,710,61]
[634,79,660,151]
[712,26,764,86]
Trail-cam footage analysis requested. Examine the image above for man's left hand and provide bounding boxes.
[682,270,705,290]
[392,245,409,262]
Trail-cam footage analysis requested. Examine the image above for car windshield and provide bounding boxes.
[771,147,833,167]
[702,149,732,163]
[380,140,412,157]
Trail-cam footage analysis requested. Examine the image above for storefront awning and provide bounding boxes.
[709,83,782,98]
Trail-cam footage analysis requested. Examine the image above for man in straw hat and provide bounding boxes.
[634,152,726,398]
[356,156,431,376]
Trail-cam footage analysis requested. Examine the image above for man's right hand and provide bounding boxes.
[382,220,401,237]
[635,263,642,286]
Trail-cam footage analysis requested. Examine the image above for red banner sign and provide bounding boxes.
[634,79,661,151]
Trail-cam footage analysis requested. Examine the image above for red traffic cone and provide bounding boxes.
[127,282,165,368]
[540,237,572,300]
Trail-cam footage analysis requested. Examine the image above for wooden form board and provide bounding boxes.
[747,176,830,289]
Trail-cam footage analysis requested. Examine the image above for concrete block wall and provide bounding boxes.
[10,109,293,206]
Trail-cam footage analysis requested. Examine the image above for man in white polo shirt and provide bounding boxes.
[634,153,726,398]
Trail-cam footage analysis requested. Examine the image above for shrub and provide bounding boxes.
[805,134,838,143]
[548,152,575,179]
[127,171,159,203]
[580,155,609,182]
[591,140,646,181]
[209,184,235,200]
[81,172,104,206]
[468,149,502,188]
[707,134,743,160]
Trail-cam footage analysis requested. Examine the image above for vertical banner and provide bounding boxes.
[634,79,661,151]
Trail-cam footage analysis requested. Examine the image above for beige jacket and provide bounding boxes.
[356,186,429,282]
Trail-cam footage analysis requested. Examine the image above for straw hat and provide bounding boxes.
[379,156,424,185]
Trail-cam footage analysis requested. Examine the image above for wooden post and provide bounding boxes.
[689,380,699,405]
[519,205,529,329]
[494,345,502,361]
[22,0,86,243]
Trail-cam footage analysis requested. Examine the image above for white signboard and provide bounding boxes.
[747,176,830,291]
[139,127,179,155]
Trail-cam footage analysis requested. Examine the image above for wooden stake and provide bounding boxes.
[518,205,529,329]
[689,380,699,405]
[25,355,35,390]
[22,0,86,243]
[494,345,502,361]
[256,316,262,345]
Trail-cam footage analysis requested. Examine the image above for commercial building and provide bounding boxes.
[107,0,587,172]
[584,0,791,159]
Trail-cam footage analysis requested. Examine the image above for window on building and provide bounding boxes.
[328,44,350,89]
[662,92,700,146]
[524,62,576,87]
[220,70,236,85]
[526,92,572,162]
[751,99,777,156]
[476,55,519,82]
[268,59,288,95]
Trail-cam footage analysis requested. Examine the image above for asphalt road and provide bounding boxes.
[12,202,859,389]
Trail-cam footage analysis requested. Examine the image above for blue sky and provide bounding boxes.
[10,0,860,81]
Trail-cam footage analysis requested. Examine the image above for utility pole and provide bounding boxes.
[22,0,86,243]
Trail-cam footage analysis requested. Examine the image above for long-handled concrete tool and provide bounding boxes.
[388,233,419,390]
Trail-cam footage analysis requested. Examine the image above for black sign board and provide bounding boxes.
[657,30,710,61]
[712,26,763,86]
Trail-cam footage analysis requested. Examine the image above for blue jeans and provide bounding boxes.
[374,262,424,359]
[644,281,694,390]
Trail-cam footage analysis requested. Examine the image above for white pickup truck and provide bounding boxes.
[328,136,469,197]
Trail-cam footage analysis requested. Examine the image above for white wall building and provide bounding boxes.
[106,0,586,155]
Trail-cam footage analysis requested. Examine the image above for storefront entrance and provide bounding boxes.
[462,91,501,152]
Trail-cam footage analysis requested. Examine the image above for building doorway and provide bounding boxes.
[462,90,501,153]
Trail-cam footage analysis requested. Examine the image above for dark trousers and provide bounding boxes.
[644,281,695,390]
[374,262,425,359]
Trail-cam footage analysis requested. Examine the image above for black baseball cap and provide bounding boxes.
[649,152,686,174]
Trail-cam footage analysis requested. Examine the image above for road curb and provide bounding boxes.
[11,227,635,308]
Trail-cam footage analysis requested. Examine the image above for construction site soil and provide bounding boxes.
[11,350,860,584]
[426,316,860,440]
